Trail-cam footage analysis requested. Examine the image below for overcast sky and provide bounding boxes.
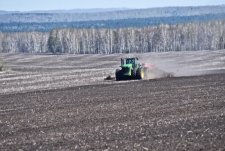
[0,0,225,11]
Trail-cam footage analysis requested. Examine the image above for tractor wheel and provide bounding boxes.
[131,69,136,79]
[115,69,122,81]
[136,68,144,80]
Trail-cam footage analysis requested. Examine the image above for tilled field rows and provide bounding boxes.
[0,54,121,94]
[0,74,225,150]
[1,50,225,94]
[0,68,114,94]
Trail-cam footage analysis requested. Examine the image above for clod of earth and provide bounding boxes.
[104,75,115,80]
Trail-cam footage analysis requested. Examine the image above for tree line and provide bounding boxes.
[0,20,225,54]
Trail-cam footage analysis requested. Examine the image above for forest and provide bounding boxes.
[0,20,225,54]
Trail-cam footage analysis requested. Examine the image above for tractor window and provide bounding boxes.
[126,58,135,64]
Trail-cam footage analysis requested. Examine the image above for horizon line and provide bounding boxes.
[1,4,225,12]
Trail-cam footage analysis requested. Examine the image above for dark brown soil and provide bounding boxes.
[0,74,225,150]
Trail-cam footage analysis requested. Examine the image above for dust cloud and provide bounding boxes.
[143,65,174,80]
[138,50,225,79]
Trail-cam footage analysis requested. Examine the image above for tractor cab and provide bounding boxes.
[120,58,138,76]
[121,57,139,68]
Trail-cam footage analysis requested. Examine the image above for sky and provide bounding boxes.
[0,0,225,11]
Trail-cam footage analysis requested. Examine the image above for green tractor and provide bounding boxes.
[115,57,144,81]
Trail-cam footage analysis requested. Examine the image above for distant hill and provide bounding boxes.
[28,8,130,13]
[1,13,225,32]
[1,5,225,32]
[1,5,225,23]
[0,10,8,14]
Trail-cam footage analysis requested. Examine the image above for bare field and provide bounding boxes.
[0,50,225,94]
[0,50,225,150]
